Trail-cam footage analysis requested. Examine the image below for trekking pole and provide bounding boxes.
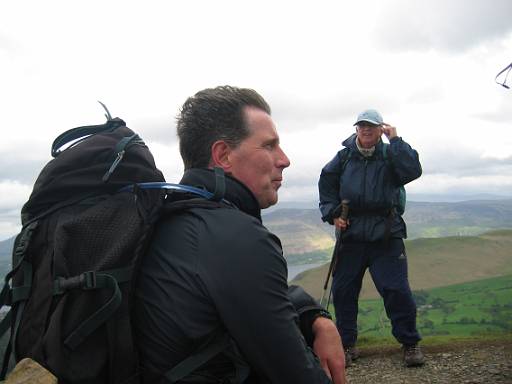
[320,199,349,309]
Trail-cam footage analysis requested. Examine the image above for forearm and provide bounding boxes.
[312,317,347,384]
[288,285,332,345]
[388,137,422,184]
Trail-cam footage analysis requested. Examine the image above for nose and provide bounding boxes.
[276,145,290,169]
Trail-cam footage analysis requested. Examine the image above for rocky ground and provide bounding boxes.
[345,340,512,384]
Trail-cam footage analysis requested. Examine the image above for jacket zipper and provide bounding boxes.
[362,158,368,242]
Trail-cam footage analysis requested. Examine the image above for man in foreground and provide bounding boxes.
[318,109,425,367]
[135,86,346,383]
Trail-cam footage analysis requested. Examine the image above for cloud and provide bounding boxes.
[374,0,512,52]
[0,220,20,242]
[408,173,512,196]
[130,115,178,145]
[0,0,511,240]
[0,181,32,210]
[0,33,18,55]
[0,181,30,240]
[421,147,512,177]
[0,155,46,185]
[270,91,400,133]
[473,97,512,123]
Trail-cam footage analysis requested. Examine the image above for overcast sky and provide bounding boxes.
[1,0,512,240]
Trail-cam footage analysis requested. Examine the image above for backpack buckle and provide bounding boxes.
[80,271,97,290]
[54,271,97,295]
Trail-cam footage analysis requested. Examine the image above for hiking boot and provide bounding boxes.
[403,344,425,367]
[344,345,360,367]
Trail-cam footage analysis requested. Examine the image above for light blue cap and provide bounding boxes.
[354,109,383,126]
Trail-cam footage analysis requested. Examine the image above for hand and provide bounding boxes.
[333,217,349,231]
[381,123,397,140]
[312,317,346,384]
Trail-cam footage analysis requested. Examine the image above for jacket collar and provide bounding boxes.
[180,168,262,222]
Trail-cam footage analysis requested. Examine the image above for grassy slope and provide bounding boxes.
[351,274,512,345]
[291,229,512,300]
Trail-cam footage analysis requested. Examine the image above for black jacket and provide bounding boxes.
[134,168,331,383]
[318,134,422,242]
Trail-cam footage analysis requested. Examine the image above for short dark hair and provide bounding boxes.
[177,85,271,169]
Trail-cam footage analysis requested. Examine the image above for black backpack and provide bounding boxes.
[0,109,230,383]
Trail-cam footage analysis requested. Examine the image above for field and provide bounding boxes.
[291,229,512,300]
[328,274,512,346]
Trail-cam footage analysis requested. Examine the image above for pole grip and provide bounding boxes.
[340,199,350,220]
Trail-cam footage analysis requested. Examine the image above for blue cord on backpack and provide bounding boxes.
[119,182,217,200]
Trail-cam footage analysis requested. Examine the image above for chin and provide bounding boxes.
[260,195,278,210]
[362,141,376,148]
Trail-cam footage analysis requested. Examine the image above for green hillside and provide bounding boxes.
[291,230,512,300]
[350,274,512,343]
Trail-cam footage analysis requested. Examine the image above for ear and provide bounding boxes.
[210,140,232,171]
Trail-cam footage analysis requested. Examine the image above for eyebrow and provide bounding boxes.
[262,136,280,146]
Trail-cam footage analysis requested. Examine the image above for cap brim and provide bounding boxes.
[354,119,381,126]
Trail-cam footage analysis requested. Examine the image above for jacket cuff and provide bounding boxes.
[321,213,334,225]
[300,308,333,346]
[288,285,332,346]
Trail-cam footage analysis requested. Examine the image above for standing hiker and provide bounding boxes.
[134,86,346,383]
[318,109,425,367]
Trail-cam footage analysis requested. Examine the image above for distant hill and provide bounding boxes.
[403,199,512,238]
[262,208,334,255]
[263,199,512,265]
[263,193,512,212]
[0,236,14,257]
[291,229,512,300]
[0,236,14,277]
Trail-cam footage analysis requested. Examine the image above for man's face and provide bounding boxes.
[228,107,290,209]
[356,122,382,148]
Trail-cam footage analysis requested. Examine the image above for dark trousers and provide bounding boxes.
[331,238,421,347]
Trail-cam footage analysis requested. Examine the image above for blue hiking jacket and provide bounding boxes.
[318,134,422,243]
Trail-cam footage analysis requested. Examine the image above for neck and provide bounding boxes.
[355,137,376,157]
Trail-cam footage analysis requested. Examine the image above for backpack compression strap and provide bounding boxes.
[0,222,39,380]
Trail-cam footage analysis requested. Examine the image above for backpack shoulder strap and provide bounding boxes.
[162,331,232,383]
[381,142,389,161]
[338,148,352,174]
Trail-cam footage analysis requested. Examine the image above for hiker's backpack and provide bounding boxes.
[339,143,407,215]
[0,109,229,383]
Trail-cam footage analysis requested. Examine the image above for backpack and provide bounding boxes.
[0,108,230,383]
[339,143,407,215]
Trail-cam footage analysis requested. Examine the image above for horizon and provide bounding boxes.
[2,194,512,242]
[1,0,511,240]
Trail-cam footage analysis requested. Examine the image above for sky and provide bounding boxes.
[1,0,512,240]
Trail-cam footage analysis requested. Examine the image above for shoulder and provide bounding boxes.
[197,207,287,284]
[339,147,351,160]
[205,207,281,251]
